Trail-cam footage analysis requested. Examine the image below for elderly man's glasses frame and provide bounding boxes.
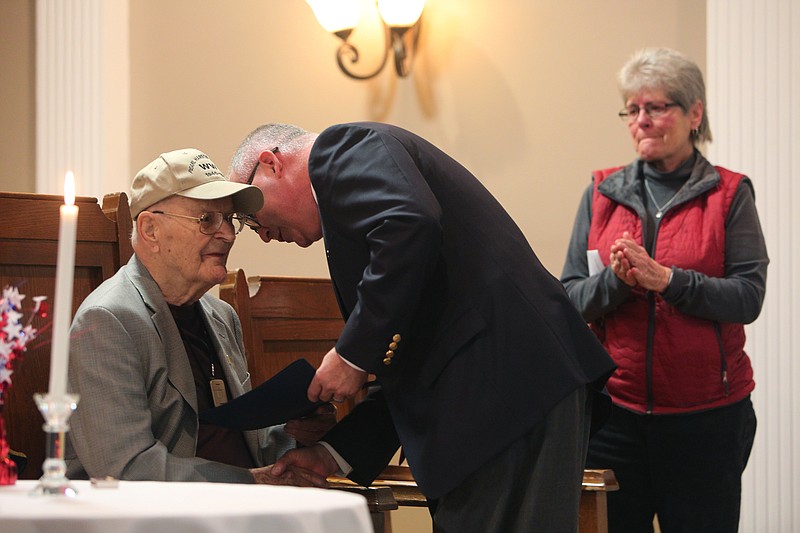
[618,102,682,122]
[149,210,249,235]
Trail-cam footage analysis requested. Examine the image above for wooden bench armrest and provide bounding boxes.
[581,469,620,492]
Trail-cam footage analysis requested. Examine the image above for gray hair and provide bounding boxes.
[228,123,317,180]
[618,48,712,144]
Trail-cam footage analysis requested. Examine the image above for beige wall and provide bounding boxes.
[0,0,36,192]
[125,0,705,279]
[1,2,704,529]
[0,0,706,277]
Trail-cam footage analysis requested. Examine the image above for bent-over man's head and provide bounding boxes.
[129,148,263,305]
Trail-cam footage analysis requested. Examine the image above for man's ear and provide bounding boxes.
[136,212,160,252]
[259,148,282,177]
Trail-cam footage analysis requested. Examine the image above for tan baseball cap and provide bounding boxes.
[129,148,263,219]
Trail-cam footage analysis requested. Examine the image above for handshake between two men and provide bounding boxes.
[257,347,368,487]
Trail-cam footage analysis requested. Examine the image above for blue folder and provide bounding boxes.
[199,359,324,430]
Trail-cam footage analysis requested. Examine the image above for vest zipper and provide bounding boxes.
[645,204,660,414]
[645,291,656,414]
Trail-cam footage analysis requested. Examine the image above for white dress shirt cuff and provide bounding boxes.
[319,441,353,476]
[338,353,365,372]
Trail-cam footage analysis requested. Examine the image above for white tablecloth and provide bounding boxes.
[0,480,373,533]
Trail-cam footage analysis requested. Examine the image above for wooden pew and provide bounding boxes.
[0,191,132,479]
[329,467,620,533]
[220,270,619,533]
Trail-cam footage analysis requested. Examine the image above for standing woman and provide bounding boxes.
[561,47,768,533]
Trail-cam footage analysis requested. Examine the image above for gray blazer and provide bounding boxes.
[65,255,293,482]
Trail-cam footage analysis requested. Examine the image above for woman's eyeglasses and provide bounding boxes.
[618,102,682,122]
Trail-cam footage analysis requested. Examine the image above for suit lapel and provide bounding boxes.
[201,302,243,396]
[126,256,198,413]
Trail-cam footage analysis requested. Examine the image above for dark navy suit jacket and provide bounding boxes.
[310,122,615,499]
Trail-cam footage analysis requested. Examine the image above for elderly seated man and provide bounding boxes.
[65,148,332,484]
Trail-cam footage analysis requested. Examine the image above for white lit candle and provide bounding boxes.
[48,171,79,398]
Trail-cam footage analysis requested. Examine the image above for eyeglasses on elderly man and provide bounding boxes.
[147,210,250,235]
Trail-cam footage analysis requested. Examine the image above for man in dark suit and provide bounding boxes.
[228,122,615,532]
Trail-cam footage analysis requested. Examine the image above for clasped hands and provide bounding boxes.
[251,347,367,487]
[250,444,339,487]
[610,231,672,292]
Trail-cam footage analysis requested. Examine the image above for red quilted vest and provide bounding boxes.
[588,166,754,414]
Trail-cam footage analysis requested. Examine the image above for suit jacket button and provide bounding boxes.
[383,357,392,365]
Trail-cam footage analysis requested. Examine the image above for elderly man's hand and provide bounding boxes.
[271,443,340,481]
[284,403,338,447]
[250,463,329,487]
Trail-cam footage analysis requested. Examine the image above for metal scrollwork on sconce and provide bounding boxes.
[306,0,425,80]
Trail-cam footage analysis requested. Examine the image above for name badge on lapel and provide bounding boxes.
[209,363,229,407]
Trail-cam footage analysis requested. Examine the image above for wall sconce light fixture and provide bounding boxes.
[306,0,425,80]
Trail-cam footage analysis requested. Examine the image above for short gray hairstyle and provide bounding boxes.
[228,123,317,180]
[618,48,712,144]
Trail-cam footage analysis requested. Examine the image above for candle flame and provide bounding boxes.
[64,171,75,206]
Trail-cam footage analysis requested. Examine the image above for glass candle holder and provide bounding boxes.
[31,393,79,497]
